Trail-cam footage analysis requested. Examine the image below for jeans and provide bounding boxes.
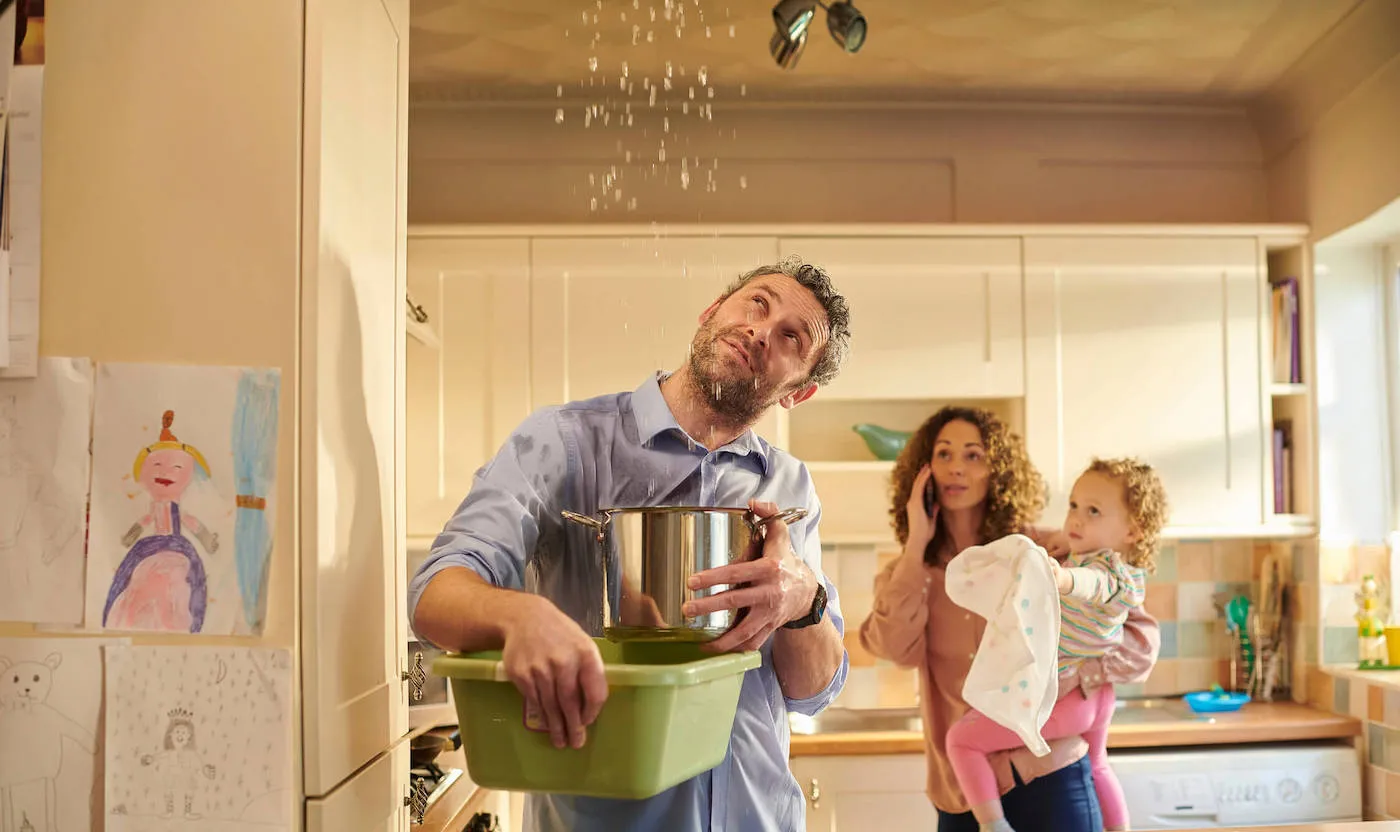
[936,754,1104,832]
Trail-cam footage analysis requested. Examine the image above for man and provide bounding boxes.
[410,255,853,831]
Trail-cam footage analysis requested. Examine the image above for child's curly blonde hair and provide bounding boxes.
[1084,457,1169,573]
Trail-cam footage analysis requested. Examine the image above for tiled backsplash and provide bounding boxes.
[1308,671,1400,820]
[823,538,1317,710]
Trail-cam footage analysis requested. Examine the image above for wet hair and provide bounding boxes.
[722,254,851,387]
[890,406,1046,565]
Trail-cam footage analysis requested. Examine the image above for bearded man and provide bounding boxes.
[410,256,853,832]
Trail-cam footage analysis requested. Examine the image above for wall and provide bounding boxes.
[1257,0,1400,239]
[408,103,1269,225]
[1309,672,1400,820]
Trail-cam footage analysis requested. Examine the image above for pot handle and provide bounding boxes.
[748,506,808,531]
[561,510,607,541]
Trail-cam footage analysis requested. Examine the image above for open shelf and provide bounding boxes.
[1263,241,1314,527]
[787,397,1024,463]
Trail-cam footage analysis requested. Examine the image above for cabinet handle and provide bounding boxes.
[807,777,821,808]
[401,651,426,702]
[405,777,430,825]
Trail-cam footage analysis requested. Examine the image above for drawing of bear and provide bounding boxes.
[0,653,95,832]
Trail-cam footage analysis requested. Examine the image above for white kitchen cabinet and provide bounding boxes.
[777,237,1025,401]
[405,237,532,537]
[305,738,412,832]
[789,754,938,831]
[529,235,786,444]
[1023,237,1264,530]
[300,0,412,800]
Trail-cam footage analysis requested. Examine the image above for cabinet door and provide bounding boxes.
[1024,237,1263,530]
[300,0,410,799]
[529,236,785,444]
[777,238,1025,400]
[790,754,939,831]
[406,237,531,538]
[305,739,411,832]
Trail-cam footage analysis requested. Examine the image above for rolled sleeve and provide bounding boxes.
[407,409,570,642]
[782,492,848,716]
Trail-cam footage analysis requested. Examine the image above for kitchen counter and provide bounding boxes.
[1177,826,1399,831]
[788,699,1361,757]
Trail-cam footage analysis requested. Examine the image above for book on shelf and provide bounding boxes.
[1270,277,1301,385]
[1273,420,1293,514]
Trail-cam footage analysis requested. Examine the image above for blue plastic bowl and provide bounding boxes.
[1184,690,1251,713]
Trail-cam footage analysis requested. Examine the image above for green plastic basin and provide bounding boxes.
[432,639,761,800]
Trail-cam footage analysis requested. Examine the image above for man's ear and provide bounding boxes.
[778,383,818,410]
[698,296,722,323]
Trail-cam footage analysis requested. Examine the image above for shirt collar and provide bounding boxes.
[632,373,772,474]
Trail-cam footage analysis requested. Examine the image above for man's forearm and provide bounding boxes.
[772,615,844,700]
[413,566,537,652]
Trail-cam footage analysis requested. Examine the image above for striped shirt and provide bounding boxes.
[1058,548,1147,674]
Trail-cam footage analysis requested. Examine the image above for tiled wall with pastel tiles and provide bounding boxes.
[822,538,1315,710]
[1313,542,1392,667]
[1307,671,1400,820]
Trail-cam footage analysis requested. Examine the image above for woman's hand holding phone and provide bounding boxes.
[905,464,939,554]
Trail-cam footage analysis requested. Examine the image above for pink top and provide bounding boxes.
[859,552,1160,814]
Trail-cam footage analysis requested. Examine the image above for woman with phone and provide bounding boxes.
[858,406,1160,832]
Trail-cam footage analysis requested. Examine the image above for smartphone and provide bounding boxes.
[923,477,938,516]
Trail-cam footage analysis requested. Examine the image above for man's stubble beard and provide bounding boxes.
[686,320,780,430]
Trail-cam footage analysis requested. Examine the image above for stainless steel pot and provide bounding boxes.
[561,505,807,642]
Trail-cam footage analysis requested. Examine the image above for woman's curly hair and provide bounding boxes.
[1082,457,1169,573]
[890,406,1046,565]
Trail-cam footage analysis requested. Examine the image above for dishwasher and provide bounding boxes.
[1108,741,1362,829]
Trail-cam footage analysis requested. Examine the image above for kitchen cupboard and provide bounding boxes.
[788,754,937,830]
[38,0,415,829]
[775,237,1025,401]
[528,235,787,445]
[1023,236,1265,531]
[406,238,532,538]
[408,225,1313,544]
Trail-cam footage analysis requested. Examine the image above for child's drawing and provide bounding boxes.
[87,363,281,636]
[140,708,218,820]
[103,409,218,633]
[0,358,93,626]
[105,646,292,832]
[0,638,116,832]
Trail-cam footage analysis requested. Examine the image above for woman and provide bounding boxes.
[859,406,1159,832]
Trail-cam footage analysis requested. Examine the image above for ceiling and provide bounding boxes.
[409,0,1361,104]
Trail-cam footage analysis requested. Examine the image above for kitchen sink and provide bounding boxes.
[789,697,1213,735]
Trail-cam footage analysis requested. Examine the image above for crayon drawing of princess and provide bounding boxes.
[102,410,220,633]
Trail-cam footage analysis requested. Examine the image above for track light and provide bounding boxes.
[769,0,867,69]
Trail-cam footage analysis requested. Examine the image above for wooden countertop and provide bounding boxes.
[1179,825,1399,831]
[789,701,1361,757]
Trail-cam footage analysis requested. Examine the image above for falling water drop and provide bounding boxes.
[581,10,588,22]
[647,30,655,42]
[649,86,658,106]
[699,66,709,85]
[663,116,670,132]
[664,77,672,91]
[627,113,634,125]
[557,84,564,97]
[659,146,667,162]
[675,24,682,37]
[625,150,633,162]
[555,108,565,124]
[683,101,690,114]
[713,382,722,400]
[588,56,599,72]
[740,84,747,96]
[590,197,599,212]
[740,175,748,189]
[689,86,695,100]
[585,108,593,127]
[622,61,630,78]
[706,26,712,37]
[628,197,638,211]
[681,170,691,189]
[708,87,715,98]
[729,24,736,37]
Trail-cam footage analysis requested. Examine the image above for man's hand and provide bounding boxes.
[683,499,818,654]
[499,595,610,750]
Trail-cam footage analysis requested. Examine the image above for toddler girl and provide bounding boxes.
[945,457,1168,832]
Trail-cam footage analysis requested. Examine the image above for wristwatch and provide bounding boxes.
[783,581,828,630]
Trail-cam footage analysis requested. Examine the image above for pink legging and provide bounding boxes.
[945,684,1127,830]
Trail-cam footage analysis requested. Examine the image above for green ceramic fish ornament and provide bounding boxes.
[852,423,912,461]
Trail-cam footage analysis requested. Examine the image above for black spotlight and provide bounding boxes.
[769,0,868,68]
[825,1,867,53]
